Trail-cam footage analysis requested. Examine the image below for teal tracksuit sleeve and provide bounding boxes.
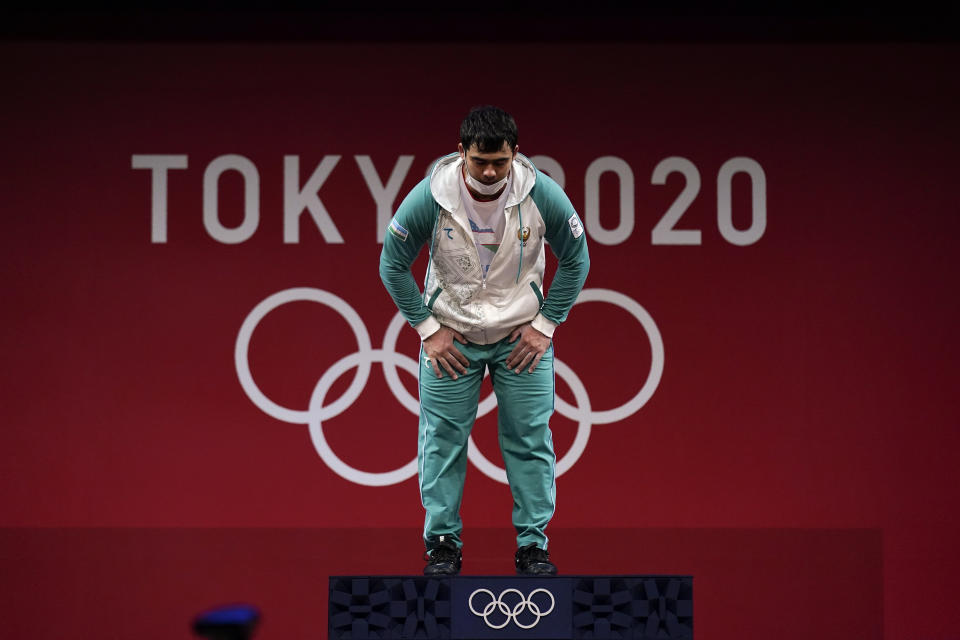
[529,170,590,325]
[379,177,439,329]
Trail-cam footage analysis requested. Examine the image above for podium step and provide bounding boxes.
[329,575,692,639]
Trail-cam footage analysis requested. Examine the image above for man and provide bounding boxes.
[379,106,589,576]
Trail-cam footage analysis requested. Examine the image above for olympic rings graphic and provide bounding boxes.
[235,287,664,486]
[468,588,556,629]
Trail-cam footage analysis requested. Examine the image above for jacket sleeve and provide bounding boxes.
[530,170,590,328]
[379,177,440,334]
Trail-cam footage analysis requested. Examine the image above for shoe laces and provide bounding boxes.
[518,545,550,564]
[425,543,459,564]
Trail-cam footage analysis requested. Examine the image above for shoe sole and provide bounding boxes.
[516,567,558,576]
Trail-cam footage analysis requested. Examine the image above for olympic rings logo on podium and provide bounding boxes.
[468,588,556,629]
[234,287,664,486]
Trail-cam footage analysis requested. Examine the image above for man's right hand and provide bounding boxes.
[423,326,469,379]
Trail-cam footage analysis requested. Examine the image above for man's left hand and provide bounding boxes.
[505,323,551,374]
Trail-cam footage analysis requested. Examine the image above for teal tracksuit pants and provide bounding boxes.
[418,336,556,552]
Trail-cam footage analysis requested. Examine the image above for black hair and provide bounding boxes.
[459,105,518,153]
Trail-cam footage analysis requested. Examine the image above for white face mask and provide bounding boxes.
[462,163,510,196]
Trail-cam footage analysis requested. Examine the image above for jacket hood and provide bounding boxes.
[429,152,538,212]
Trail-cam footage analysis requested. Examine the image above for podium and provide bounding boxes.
[329,575,692,639]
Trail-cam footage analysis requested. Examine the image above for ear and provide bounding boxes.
[513,144,519,158]
[457,142,464,158]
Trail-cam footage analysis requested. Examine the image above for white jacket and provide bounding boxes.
[380,153,589,345]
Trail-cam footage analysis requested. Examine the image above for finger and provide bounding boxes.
[452,330,468,344]
[505,346,523,369]
[528,351,544,373]
[514,351,534,374]
[430,358,442,378]
[449,346,469,371]
[509,327,522,343]
[439,356,459,380]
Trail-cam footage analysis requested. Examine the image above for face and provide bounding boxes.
[458,140,517,185]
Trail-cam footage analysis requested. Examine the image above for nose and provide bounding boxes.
[483,165,497,179]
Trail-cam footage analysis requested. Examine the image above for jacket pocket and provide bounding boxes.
[427,286,443,310]
[529,281,544,308]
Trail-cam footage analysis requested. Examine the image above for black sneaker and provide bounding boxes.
[515,543,557,575]
[423,536,462,576]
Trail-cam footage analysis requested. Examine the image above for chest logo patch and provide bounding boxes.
[517,226,530,246]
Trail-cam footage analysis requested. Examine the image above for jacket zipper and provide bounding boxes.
[481,203,519,291]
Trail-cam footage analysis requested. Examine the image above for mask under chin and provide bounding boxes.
[464,169,509,196]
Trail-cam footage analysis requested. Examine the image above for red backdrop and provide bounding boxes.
[1,42,958,639]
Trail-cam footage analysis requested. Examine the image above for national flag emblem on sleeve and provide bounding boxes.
[388,217,409,242]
